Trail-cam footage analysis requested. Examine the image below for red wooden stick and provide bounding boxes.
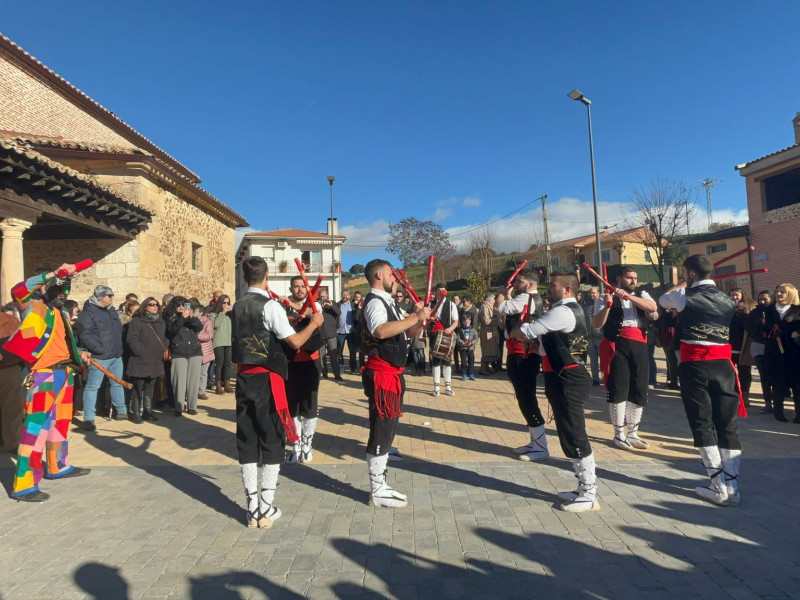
[582,262,628,301]
[398,270,421,303]
[294,259,319,314]
[392,269,419,304]
[711,267,768,281]
[299,274,324,314]
[57,259,93,277]
[427,288,448,324]
[713,245,755,268]
[505,260,528,288]
[424,256,435,305]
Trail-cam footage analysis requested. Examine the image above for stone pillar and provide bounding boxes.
[0,218,32,305]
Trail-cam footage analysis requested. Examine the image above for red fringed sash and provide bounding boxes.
[365,355,404,420]
[599,337,615,390]
[680,342,748,418]
[237,364,299,442]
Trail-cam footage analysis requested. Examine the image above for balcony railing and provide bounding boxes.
[269,260,342,275]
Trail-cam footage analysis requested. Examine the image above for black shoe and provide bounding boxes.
[322,373,329,379]
[592,380,601,386]
[793,415,800,424]
[775,413,788,423]
[335,375,343,381]
[174,411,182,417]
[132,415,143,424]
[59,466,91,479]
[83,420,96,432]
[17,490,50,502]
[187,409,197,416]
[142,410,159,422]
[759,405,773,414]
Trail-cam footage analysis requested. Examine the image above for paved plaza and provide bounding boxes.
[1,350,799,599]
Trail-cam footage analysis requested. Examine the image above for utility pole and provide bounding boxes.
[541,194,552,275]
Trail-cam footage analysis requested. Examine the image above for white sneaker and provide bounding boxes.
[613,436,634,451]
[695,485,732,507]
[627,435,649,449]
[444,387,455,396]
[370,486,408,508]
[299,448,313,464]
[433,386,440,397]
[560,495,600,512]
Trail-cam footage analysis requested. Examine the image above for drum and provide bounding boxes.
[431,331,455,361]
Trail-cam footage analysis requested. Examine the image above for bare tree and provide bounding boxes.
[628,178,699,286]
[467,226,498,289]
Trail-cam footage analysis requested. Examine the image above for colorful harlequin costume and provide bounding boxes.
[4,270,90,499]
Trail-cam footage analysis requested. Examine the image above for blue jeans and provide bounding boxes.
[83,356,127,421]
[588,336,602,382]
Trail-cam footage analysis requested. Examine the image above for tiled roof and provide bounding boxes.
[688,225,749,244]
[0,33,200,183]
[246,228,346,240]
[551,226,655,249]
[0,137,152,230]
[736,143,800,170]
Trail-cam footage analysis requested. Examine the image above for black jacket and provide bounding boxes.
[165,314,204,358]
[125,315,168,378]
[320,300,341,340]
[76,302,124,360]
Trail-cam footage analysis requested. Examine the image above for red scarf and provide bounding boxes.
[364,355,404,419]
[238,364,299,442]
[680,342,747,418]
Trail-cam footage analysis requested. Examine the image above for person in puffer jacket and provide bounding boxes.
[164,296,203,416]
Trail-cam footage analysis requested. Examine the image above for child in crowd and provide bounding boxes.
[458,314,476,380]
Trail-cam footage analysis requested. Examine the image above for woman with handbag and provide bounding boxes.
[125,297,168,423]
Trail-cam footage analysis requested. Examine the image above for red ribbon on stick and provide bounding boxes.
[582,262,628,301]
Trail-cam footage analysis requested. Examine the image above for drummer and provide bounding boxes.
[428,283,459,397]
[496,268,549,461]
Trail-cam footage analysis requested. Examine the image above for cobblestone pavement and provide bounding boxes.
[1,351,799,599]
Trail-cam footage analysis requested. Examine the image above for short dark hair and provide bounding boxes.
[290,276,304,287]
[518,268,539,283]
[435,282,447,290]
[125,293,138,301]
[758,289,771,297]
[683,254,713,280]
[242,256,268,285]
[619,265,637,277]
[365,259,391,284]
[462,295,473,304]
[552,271,579,291]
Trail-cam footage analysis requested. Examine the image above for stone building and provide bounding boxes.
[0,33,247,304]
[735,112,800,291]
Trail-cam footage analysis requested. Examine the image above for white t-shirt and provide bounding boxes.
[364,288,406,338]
[520,298,579,357]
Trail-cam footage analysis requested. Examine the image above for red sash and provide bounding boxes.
[430,320,444,334]
[619,326,646,343]
[680,343,747,418]
[541,355,579,373]
[365,355,404,419]
[237,364,299,442]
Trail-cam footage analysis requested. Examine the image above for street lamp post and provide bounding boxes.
[568,89,603,274]
[328,176,336,300]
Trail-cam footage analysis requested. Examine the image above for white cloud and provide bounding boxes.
[463,196,481,208]
[433,208,453,221]
[339,219,389,252]
[445,196,632,254]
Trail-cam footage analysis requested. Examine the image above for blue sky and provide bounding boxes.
[4,1,799,267]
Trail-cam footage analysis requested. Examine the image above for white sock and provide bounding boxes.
[302,417,317,452]
[609,403,626,439]
[259,463,280,515]
[433,365,441,386]
[241,463,259,517]
[443,365,452,385]
[574,454,597,501]
[625,402,644,439]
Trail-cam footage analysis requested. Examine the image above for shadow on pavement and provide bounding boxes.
[74,562,129,599]
[188,570,304,599]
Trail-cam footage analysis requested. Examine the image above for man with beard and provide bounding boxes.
[428,283,458,397]
[284,276,324,464]
[5,264,91,501]
[360,259,430,507]
[496,269,548,461]
[659,255,743,506]
[510,272,599,512]
[592,266,657,450]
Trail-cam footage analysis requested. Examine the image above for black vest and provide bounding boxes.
[505,292,544,335]
[361,293,410,368]
[678,284,734,345]
[428,299,455,332]
[602,292,646,341]
[284,300,325,359]
[230,292,289,379]
[540,302,589,374]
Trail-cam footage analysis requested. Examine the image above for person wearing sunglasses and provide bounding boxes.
[124,297,166,423]
[209,294,233,395]
[76,285,128,431]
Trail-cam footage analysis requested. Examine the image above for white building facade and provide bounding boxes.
[236,219,346,299]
